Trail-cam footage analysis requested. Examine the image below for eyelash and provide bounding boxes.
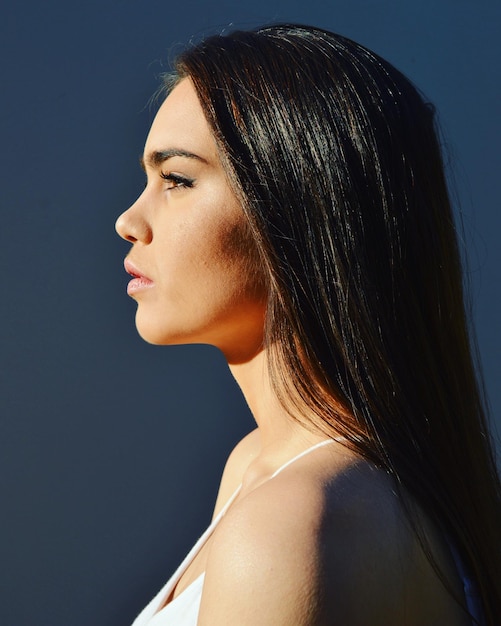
[160,172,195,189]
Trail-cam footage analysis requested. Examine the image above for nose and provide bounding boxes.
[115,198,152,244]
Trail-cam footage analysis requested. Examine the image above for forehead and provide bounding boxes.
[144,78,218,162]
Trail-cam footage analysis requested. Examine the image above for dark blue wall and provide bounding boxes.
[1,1,499,624]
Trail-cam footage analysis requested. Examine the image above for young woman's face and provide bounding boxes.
[115,78,267,363]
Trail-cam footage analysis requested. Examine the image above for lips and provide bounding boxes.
[124,258,154,295]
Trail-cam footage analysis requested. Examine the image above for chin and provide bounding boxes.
[135,326,181,347]
[134,312,198,347]
[134,313,172,346]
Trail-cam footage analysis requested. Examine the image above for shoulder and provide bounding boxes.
[211,428,261,517]
[200,452,465,625]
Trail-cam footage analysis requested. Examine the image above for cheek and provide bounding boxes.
[153,195,268,314]
[171,210,263,283]
[217,216,268,293]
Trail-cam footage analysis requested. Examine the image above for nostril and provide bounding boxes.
[115,207,152,244]
[115,212,136,242]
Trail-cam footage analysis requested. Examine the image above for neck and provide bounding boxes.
[227,347,324,455]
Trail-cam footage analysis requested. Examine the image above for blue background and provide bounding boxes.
[1,1,499,624]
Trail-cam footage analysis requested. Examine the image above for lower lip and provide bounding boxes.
[127,276,154,295]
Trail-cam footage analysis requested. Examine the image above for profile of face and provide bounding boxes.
[115,79,267,364]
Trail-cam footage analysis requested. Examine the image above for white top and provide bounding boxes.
[130,439,334,626]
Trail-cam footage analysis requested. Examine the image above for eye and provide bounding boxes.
[160,172,195,190]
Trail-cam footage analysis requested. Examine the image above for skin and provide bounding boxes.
[116,79,471,625]
[115,77,266,364]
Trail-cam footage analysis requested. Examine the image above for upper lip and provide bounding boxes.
[124,257,151,281]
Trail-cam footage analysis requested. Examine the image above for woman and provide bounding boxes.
[116,24,501,625]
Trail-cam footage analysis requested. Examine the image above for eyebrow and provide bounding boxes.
[140,148,207,171]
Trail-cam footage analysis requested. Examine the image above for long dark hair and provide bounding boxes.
[172,24,501,622]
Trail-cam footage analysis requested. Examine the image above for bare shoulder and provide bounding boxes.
[200,449,468,625]
[211,428,261,517]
